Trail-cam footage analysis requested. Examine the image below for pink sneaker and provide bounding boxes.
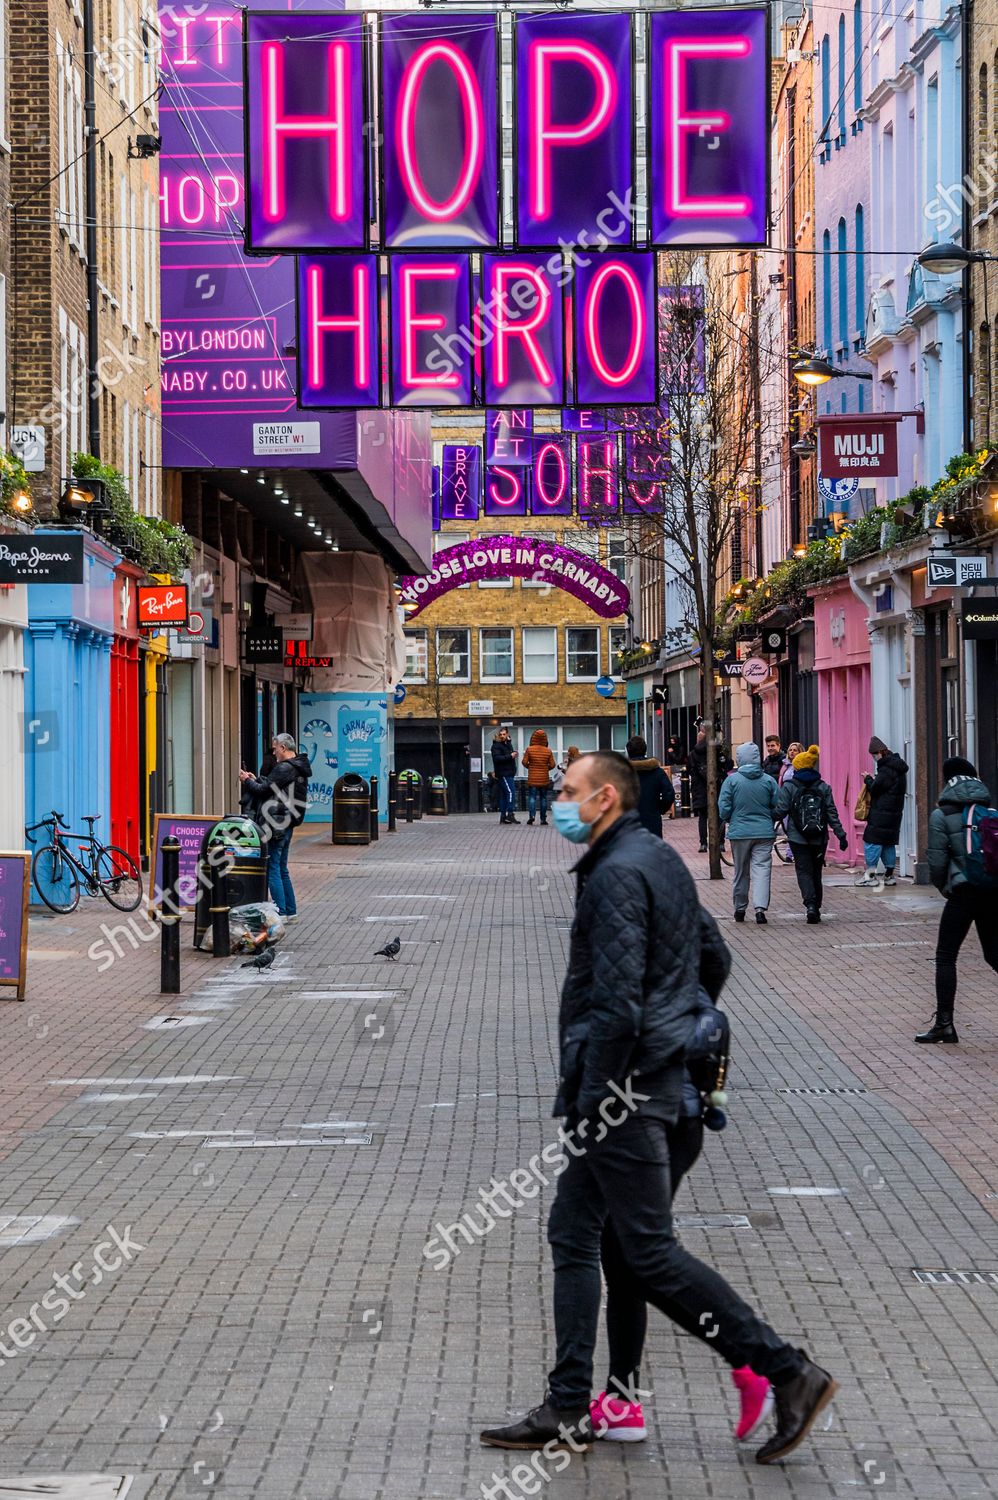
[589,1390,647,1442]
[731,1366,774,1441]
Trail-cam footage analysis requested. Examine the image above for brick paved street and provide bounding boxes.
[1,816,997,1499]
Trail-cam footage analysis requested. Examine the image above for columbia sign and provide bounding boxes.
[818,417,899,479]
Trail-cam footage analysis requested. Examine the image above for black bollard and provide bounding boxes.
[405,778,414,823]
[679,768,692,817]
[210,855,231,958]
[160,836,181,994]
[387,770,397,833]
[369,775,380,842]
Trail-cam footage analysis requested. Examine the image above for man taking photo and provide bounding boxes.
[480,751,838,1466]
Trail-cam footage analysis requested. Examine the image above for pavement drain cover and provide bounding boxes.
[143,1016,212,1030]
[0,1479,136,1498]
[674,1213,750,1229]
[912,1268,998,1286]
[203,1135,373,1149]
[778,1086,869,1096]
[0,1215,80,1247]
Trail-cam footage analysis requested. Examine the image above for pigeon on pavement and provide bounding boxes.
[375,936,401,961]
[242,947,275,970]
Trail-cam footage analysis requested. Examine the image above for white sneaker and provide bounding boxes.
[855,873,882,889]
[883,874,897,887]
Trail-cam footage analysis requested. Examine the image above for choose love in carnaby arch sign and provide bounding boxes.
[397,535,630,619]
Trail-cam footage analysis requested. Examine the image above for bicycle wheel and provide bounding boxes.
[773,834,792,863]
[32,844,81,914]
[720,844,733,867]
[96,845,143,912]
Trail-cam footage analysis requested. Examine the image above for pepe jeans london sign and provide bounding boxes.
[0,534,85,583]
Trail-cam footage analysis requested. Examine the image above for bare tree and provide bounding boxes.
[408,630,448,784]
[623,252,769,878]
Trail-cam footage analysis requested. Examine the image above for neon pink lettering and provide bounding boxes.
[307,263,370,392]
[583,261,645,386]
[664,38,752,218]
[492,265,553,388]
[400,264,461,388]
[262,40,352,224]
[488,467,523,507]
[398,43,484,220]
[581,439,616,511]
[534,443,568,507]
[530,41,617,221]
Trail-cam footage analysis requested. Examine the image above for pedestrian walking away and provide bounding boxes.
[238,732,312,920]
[919,757,998,1044]
[774,746,848,923]
[480,751,839,1465]
[625,734,675,837]
[522,729,556,825]
[689,727,729,853]
[859,737,908,886]
[491,728,519,825]
[718,742,778,923]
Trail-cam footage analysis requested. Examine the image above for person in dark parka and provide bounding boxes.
[626,734,675,836]
[689,728,729,852]
[858,736,908,885]
[917,757,998,1044]
[479,751,839,1464]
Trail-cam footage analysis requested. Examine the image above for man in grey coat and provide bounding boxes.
[920,757,998,1044]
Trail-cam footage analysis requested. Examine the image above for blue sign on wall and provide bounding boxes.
[595,675,617,699]
[299,692,390,823]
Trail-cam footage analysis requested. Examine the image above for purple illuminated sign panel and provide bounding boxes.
[159,1,356,469]
[531,435,573,517]
[481,256,565,407]
[649,8,768,248]
[561,408,606,432]
[431,466,441,531]
[381,13,499,249]
[485,465,529,517]
[514,11,633,251]
[244,12,367,253]
[389,255,474,406]
[623,480,665,516]
[486,409,533,465]
[297,255,380,408]
[577,437,619,520]
[397,534,629,617]
[573,253,656,406]
[440,445,481,521]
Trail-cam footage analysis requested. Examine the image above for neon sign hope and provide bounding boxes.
[296,251,657,408]
[244,7,768,254]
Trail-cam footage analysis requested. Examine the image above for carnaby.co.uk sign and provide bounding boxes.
[397,535,630,618]
[241,7,768,409]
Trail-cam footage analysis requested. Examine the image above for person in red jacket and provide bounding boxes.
[522,729,556,825]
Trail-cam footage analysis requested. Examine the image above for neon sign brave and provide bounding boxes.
[297,252,656,409]
[244,9,768,253]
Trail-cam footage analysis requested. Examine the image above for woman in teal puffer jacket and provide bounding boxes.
[718,743,779,924]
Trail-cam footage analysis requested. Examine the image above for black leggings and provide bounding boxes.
[598,1115,704,1394]
[936,885,998,1011]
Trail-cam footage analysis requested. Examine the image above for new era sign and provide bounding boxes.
[818,416,900,479]
[927,555,990,590]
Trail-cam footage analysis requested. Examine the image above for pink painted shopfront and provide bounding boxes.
[811,577,873,865]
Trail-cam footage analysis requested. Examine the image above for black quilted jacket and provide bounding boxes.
[556,810,730,1119]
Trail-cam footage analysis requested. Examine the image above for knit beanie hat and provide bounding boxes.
[869,736,889,755]
[942,756,977,780]
[792,744,820,771]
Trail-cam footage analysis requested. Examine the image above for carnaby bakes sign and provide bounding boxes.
[817,416,900,479]
[397,535,629,618]
[0,534,85,583]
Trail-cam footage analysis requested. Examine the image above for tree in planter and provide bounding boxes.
[621,255,775,878]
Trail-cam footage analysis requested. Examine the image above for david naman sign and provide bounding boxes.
[818,416,900,479]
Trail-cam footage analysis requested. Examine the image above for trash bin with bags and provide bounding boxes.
[428,775,448,816]
[193,815,268,949]
[398,769,423,820]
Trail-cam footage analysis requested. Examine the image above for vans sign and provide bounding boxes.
[818,416,900,478]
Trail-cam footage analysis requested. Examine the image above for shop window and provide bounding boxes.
[436,628,470,683]
[403,628,428,684]
[566,627,600,681]
[480,627,514,683]
[523,626,558,683]
[607,531,627,582]
[610,722,629,753]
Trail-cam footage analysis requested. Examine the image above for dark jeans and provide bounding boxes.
[498,776,516,817]
[792,841,825,910]
[696,811,725,848]
[546,1110,802,1407]
[936,885,998,1011]
[599,1115,703,1393]
[527,787,549,822]
[266,828,295,916]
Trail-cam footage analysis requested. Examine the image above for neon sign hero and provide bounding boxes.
[244,8,768,253]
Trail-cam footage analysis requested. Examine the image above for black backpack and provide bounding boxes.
[791,784,828,844]
[290,769,310,827]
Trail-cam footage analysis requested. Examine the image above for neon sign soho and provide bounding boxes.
[242,6,767,410]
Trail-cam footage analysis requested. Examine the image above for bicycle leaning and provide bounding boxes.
[26,810,142,914]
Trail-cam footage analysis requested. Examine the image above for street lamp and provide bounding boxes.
[791,433,816,458]
[916,241,998,275]
[792,356,874,388]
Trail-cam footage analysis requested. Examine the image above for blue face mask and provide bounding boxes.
[551,787,604,844]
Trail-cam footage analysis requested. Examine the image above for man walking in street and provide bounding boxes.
[239,732,312,921]
[858,737,908,886]
[689,726,729,853]
[480,752,838,1465]
[491,729,519,825]
[625,734,675,836]
[918,757,998,1044]
[774,746,848,924]
[718,742,778,924]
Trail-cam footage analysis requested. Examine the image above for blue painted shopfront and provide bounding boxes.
[25,530,120,838]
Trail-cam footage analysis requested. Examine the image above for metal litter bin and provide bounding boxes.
[428,776,448,816]
[399,769,423,820]
[333,773,371,845]
[193,815,267,949]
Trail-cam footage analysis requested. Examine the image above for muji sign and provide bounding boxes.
[817,416,901,479]
[241,6,768,411]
